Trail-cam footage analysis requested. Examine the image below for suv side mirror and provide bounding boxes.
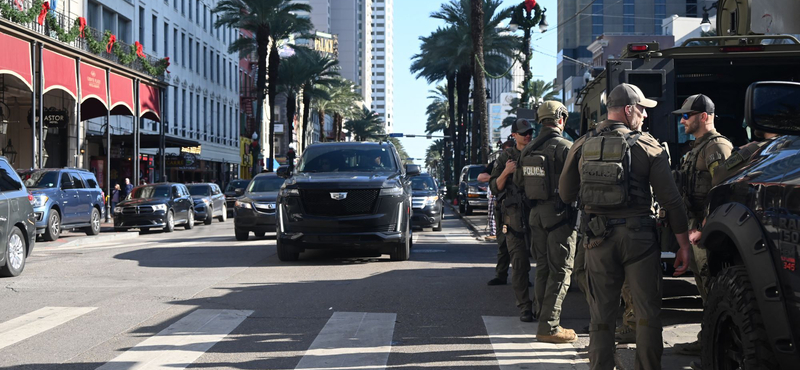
[745,81,800,136]
[61,181,74,190]
[277,165,291,179]
[405,164,421,177]
[234,188,245,196]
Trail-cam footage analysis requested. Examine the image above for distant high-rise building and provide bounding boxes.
[370,0,393,133]
[331,0,373,108]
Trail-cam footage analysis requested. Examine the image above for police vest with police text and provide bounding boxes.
[579,127,650,208]
[521,132,569,201]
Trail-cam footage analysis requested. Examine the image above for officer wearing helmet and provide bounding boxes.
[520,101,578,343]
[559,83,692,369]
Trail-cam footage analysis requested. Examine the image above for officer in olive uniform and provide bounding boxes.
[490,119,535,322]
[711,130,779,185]
[560,83,693,370]
[520,101,578,343]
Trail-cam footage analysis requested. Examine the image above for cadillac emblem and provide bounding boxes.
[330,192,348,201]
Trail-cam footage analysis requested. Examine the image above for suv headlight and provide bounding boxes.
[380,187,403,196]
[422,195,439,207]
[280,188,299,197]
[33,195,49,208]
[152,204,168,212]
[113,206,123,214]
[468,185,479,193]
[235,200,252,209]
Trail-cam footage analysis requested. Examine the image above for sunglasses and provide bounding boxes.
[517,130,533,137]
[681,112,701,120]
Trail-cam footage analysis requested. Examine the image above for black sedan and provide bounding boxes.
[113,183,195,233]
[187,183,227,225]
[225,179,251,216]
[233,174,286,240]
[410,174,443,231]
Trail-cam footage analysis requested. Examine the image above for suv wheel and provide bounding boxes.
[218,204,227,222]
[204,207,213,225]
[84,208,101,236]
[390,224,411,261]
[43,211,61,242]
[276,235,299,261]
[458,199,465,214]
[702,266,777,370]
[0,227,26,277]
[185,211,195,230]
[234,228,249,241]
[433,211,443,231]
[163,211,175,233]
[464,202,473,216]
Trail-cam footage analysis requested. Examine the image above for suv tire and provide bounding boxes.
[458,200,465,214]
[0,227,26,277]
[433,211,443,231]
[84,208,101,235]
[702,266,778,370]
[163,211,175,233]
[465,202,473,216]
[276,236,299,261]
[390,224,411,261]
[204,208,213,225]
[234,228,249,241]
[43,211,61,242]
[218,204,227,222]
[185,211,195,230]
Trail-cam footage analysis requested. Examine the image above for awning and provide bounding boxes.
[0,32,33,91]
[109,72,134,116]
[111,134,199,148]
[42,48,77,98]
[80,62,108,121]
[139,82,160,122]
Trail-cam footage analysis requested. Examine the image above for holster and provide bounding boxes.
[584,214,610,250]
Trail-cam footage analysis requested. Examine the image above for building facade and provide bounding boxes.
[370,0,393,133]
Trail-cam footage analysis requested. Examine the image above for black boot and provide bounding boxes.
[520,310,535,322]
[487,277,507,286]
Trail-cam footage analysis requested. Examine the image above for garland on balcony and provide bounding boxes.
[0,0,170,77]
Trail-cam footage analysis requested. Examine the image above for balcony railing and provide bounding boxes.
[1,0,164,79]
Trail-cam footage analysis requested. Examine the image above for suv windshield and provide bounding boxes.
[411,176,436,191]
[226,180,250,192]
[188,185,210,196]
[298,145,397,173]
[21,171,59,188]
[247,177,286,193]
[130,185,171,199]
[467,166,485,182]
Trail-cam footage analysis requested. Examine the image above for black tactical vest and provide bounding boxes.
[521,133,569,201]
[579,126,650,208]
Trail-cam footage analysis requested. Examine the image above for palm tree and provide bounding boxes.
[313,78,361,142]
[425,85,451,135]
[277,51,311,150]
[509,79,559,114]
[213,0,312,172]
[291,47,340,150]
[345,108,385,141]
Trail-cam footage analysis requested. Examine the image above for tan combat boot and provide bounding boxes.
[537,327,578,343]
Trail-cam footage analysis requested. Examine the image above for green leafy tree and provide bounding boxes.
[289,47,340,150]
[508,79,559,114]
[425,85,453,135]
[345,108,385,141]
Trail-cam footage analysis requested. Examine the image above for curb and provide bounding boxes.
[53,231,141,248]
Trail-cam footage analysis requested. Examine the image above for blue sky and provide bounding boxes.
[392,0,559,162]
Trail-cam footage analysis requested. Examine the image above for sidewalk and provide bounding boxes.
[39,221,140,249]
[450,200,703,370]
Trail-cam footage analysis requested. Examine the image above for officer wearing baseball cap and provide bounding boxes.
[518,101,579,343]
[489,118,536,322]
[559,83,692,369]
[671,94,733,356]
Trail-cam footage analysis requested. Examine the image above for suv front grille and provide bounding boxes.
[122,206,154,214]
[300,189,379,216]
[412,197,425,209]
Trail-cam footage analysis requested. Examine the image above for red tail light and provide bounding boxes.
[102,191,106,204]
[27,192,34,205]
[629,44,649,52]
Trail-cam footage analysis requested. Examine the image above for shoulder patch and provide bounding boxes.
[724,152,745,170]
[706,151,724,165]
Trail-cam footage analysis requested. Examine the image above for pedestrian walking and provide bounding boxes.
[111,184,121,215]
[489,119,535,322]
[671,94,733,357]
[124,178,133,198]
[478,163,495,240]
[559,83,692,369]
[520,101,578,343]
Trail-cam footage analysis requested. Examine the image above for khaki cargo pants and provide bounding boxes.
[529,202,577,335]
[586,223,663,370]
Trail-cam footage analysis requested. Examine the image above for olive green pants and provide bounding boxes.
[573,234,589,302]
[586,225,663,370]
[494,206,510,280]
[503,205,532,313]
[689,242,708,302]
[530,203,577,335]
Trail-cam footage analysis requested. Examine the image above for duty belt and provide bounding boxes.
[606,217,656,228]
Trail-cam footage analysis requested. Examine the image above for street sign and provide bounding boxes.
[389,133,403,137]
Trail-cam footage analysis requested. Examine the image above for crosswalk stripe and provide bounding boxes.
[482,316,589,370]
[96,309,252,370]
[296,312,396,370]
[0,307,97,350]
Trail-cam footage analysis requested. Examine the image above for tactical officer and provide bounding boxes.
[671,94,733,356]
[485,139,515,285]
[560,83,692,370]
[711,130,779,185]
[490,119,535,322]
[520,101,578,343]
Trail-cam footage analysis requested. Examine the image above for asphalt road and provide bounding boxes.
[0,207,700,369]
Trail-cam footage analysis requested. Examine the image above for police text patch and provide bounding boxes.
[523,166,546,177]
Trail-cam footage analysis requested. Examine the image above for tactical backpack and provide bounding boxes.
[521,132,568,201]
[579,127,649,207]
[675,133,726,213]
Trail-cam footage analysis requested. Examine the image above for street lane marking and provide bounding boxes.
[0,307,97,350]
[482,316,589,370]
[96,309,252,370]
[296,312,396,369]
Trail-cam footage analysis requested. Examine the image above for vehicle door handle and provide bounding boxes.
[73,195,79,198]
[0,217,7,222]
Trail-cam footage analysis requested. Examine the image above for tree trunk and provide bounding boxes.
[254,26,270,177]
[301,85,312,150]
[446,72,456,187]
[471,0,489,164]
[267,41,280,172]
[318,110,326,142]
[456,67,471,178]
[286,91,297,149]
[334,113,342,141]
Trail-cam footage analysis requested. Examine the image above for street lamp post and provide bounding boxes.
[509,0,547,110]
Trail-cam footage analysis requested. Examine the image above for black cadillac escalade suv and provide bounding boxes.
[275,141,418,262]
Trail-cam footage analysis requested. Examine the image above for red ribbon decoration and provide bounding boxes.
[106,34,116,54]
[14,0,23,11]
[135,41,145,58]
[37,2,50,25]
[524,0,536,14]
[164,57,171,73]
[78,17,86,38]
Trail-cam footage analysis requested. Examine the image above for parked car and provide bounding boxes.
[233,173,286,240]
[225,179,251,215]
[19,168,105,241]
[276,142,416,262]
[113,183,194,233]
[0,157,36,277]
[186,183,227,225]
[457,164,488,215]
[410,173,443,231]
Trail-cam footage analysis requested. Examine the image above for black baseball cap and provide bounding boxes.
[607,83,657,108]
[512,118,533,134]
[672,94,715,115]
